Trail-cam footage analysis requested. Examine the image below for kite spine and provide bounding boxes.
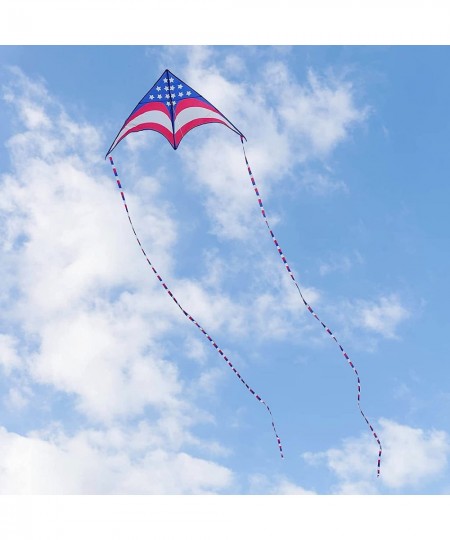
[240,138,382,477]
[108,155,284,459]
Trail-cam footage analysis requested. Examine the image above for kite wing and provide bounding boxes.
[105,68,246,157]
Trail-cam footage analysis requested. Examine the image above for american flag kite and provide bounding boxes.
[106,68,382,476]
[106,68,245,156]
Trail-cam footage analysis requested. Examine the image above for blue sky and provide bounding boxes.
[1,44,450,499]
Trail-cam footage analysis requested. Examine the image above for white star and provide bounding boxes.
[171,93,175,98]
[178,84,183,89]
[149,95,154,100]
[186,90,192,96]
[169,77,174,82]
[156,86,161,91]
[165,94,170,99]
[170,85,174,90]
[164,86,169,91]
[172,100,176,105]
[166,101,171,106]
[163,78,168,83]
[157,94,162,99]
[178,92,184,97]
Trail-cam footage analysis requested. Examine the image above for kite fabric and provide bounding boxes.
[106,68,382,475]
[106,69,246,156]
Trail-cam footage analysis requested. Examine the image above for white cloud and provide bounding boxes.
[248,473,316,494]
[357,294,410,338]
[168,246,321,347]
[0,425,233,494]
[19,102,51,130]
[180,137,259,240]
[32,308,183,421]
[5,387,30,410]
[194,367,226,397]
[0,334,21,374]
[264,63,368,157]
[380,420,450,489]
[183,335,209,365]
[303,418,450,493]
[330,293,410,346]
[271,478,317,495]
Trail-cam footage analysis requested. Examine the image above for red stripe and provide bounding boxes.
[126,101,170,124]
[174,118,228,146]
[175,97,220,115]
[114,122,174,149]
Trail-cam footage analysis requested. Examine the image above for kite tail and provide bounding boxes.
[108,156,284,459]
[240,139,382,476]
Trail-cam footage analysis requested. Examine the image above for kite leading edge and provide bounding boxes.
[106,68,382,476]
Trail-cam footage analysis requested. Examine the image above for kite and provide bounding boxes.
[106,68,382,476]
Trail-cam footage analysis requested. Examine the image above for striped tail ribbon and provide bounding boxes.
[108,155,284,459]
[240,138,382,476]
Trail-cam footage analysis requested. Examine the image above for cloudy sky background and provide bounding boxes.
[1,44,450,501]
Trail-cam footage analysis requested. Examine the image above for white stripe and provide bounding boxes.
[117,110,173,141]
[174,106,233,132]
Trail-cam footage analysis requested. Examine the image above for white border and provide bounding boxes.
[0,495,448,540]
[1,0,450,45]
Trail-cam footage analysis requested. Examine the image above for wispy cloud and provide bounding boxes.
[0,425,234,494]
[303,418,450,493]
[0,334,21,374]
[264,63,369,157]
[330,293,410,345]
[355,294,410,339]
[248,473,316,495]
